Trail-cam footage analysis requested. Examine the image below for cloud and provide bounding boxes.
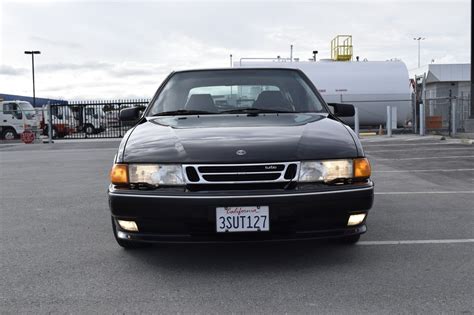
[0,65,28,76]
[1,1,470,100]
[37,61,114,72]
[29,35,82,49]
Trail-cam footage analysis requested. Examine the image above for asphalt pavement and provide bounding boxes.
[1,135,473,313]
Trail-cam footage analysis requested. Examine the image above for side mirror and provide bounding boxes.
[327,103,355,117]
[15,111,23,120]
[119,106,144,121]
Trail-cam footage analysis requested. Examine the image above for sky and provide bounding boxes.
[0,0,471,100]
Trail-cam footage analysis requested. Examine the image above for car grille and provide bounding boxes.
[182,162,300,185]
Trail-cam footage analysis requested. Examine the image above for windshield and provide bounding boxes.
[18,102,36,120]
[148,69,325,116]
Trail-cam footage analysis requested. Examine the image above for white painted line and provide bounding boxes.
[366,148,474,153]
[54,139,122,143]
[375,191,474,195]
[374,168,474,173]
[358,239,474,246]
[374,155,474,161]
[363,142,467,147]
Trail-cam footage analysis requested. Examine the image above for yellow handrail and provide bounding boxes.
[331,35,353,61]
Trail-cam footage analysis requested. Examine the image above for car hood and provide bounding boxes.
[122,113,359,163]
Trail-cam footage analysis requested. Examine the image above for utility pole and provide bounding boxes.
[413,37,425,68]
[24,50,41,107]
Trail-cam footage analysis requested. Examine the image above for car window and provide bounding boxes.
[148,69,325,115]
[18,102,36,120]
[3,103,17,115]
[188,85,280,109]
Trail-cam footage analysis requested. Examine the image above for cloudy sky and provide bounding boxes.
[0,0,471,100]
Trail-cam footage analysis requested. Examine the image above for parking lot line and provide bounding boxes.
[366,148,474,153]
[374,168,474,173]
[374,155,474,161]
[362,142,470,147]
[358,239,474,245]
[375,191,474,195]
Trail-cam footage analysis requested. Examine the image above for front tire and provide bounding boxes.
[43,126,58,139]
[1,128,17,140]
[111,217,150,249]
[85,124,96,135]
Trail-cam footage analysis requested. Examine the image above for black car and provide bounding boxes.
[108,68,373,248]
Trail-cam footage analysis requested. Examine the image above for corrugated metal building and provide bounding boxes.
[410,63,472,132]
[410,63,471,99]
[0,93,68,107]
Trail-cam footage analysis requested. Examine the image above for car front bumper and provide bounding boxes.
[108,182,374,243]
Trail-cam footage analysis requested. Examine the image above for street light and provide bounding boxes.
[413,37,425,68]
[24,50,41,107]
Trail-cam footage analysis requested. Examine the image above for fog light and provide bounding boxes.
[117,220,138,232]
[347,213,366,226]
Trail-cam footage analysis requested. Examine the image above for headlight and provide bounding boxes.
[299,159,353,183]
[299,158,371,183]
[128,164,184,186]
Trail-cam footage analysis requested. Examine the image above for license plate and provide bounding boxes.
[216,206,270,232]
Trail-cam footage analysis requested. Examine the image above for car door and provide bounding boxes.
[2,102,23,132]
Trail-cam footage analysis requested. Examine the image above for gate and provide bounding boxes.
[46,99,150,139]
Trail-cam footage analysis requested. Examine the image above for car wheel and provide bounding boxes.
[85,124,96,135]
[43,126,58,139]
[338,234,361,244]
[111,217,150,249]
[2,128,17,140]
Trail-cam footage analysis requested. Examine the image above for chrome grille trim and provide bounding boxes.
[182,162,300,184]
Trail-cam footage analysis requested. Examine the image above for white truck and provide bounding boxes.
[37,104,77,138]
[76,105,106,134]
[0,100,39,140]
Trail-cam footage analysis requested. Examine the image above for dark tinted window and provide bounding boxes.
[148,69,325,115]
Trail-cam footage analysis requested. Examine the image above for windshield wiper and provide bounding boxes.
[152,110,216,116]
[220,108,293,115]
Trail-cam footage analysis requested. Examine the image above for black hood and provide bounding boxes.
[121,113,359,163]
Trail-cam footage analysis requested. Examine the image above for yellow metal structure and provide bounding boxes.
[331,35,353,61]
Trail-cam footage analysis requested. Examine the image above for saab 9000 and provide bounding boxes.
[108,68,373,248]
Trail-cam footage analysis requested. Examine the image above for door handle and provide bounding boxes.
[3,120,6,122]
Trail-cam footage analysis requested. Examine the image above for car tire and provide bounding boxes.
[43,126,58,139]
[111,217,150,249]
[1,128,17,140]
[338,234,361,244]
[85,124,96,135]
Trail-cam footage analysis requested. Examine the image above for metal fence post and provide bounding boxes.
[118,103,122,137]
[412,93,417,134]
[451,98,456,136]
[354,107,359,137]
[48,104,53,143]
[419,103,425,136]
[386,105,392,137]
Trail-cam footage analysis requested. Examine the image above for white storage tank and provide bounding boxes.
[235,60,413,127]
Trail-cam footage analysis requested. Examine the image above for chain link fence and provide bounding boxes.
[422,96,471,135]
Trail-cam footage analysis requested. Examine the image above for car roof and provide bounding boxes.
[172,67,302,74]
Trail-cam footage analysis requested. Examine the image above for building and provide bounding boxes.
[411,63,470,99]
[410,63,470,101]
[0,93,68,107]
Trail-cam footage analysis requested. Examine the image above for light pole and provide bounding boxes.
[24,50,41,107]
[413,37,425,68]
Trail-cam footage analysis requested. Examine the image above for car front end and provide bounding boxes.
[109,159,373,243]
[107,68,374,248]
